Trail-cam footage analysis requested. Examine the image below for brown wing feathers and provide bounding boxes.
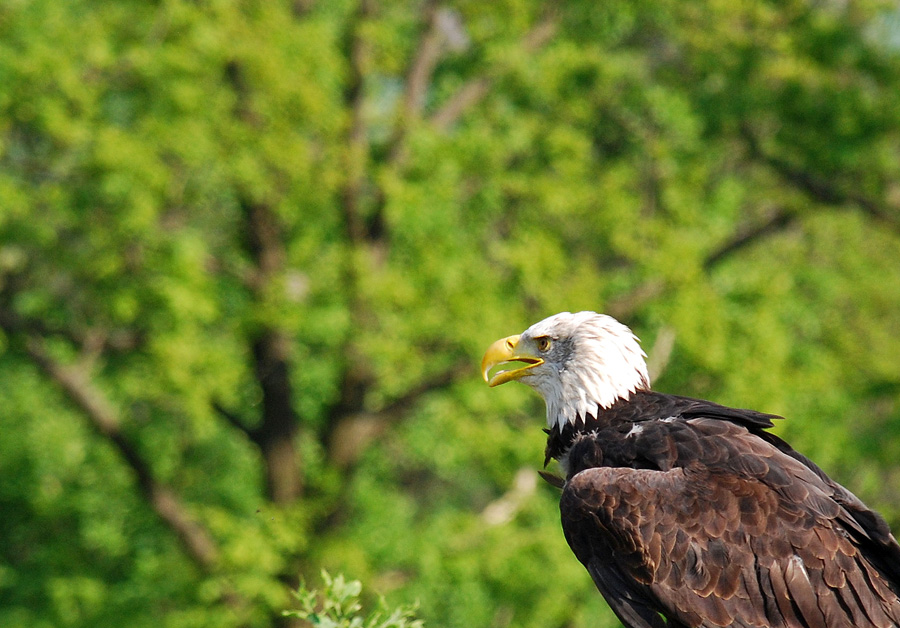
[559,415,900,628]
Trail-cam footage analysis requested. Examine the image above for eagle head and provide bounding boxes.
[481,311,650,430]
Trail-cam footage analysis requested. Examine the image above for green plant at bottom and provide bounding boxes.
[285,571,424,628]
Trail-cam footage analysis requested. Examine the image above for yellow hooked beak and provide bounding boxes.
[481,334,544,387]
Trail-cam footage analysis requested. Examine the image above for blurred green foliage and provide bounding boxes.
[1,0,900,627]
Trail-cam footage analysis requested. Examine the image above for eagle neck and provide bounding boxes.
[543,359,650,433]
[543,398,625,466]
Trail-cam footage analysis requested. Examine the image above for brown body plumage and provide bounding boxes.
[482,312,900,628]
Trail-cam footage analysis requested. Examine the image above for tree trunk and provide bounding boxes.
[251,331,302,503]
[243,202,303,504]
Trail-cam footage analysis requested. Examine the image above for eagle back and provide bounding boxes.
[545,390,780,478]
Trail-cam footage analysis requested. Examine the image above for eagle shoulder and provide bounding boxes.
[559,431,900,628]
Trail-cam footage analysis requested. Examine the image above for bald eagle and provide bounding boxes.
[482,311,900,628]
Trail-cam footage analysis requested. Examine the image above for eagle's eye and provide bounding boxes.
[537,337,552,352]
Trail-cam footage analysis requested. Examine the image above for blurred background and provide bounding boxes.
[2,0,900,626]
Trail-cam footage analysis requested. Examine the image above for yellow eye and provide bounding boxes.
[537,337,551,352]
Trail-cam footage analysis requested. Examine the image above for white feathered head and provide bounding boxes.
[482,312,650,429]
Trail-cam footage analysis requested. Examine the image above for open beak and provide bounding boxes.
[481,334,543,387]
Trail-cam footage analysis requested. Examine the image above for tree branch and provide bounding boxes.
[291,0,316,17]
[481,468,538,526]
[244,201,286,290]
[742,126,900,235]
[325,0,382,469]
[431,78,492,131]
[213,400,259,442]
[606,280,665,321]
[430,9,558,131]
[342,0,377,244]
[402,0,443,123]
[24,338,221,572]
[0,306,141,355]
[646,326,676,383]
[327,359,469,467]
[607,208,801,320]
[703,209,798,271]
[384,0,448,167]
[381,358,469,419]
